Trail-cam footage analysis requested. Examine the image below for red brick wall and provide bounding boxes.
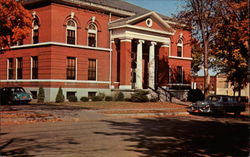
[23,5,52,44]
[170,29,191,58]
[50,3,111,48]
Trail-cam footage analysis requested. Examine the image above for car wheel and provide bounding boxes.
[7,100,13,105]
[234,111,241,116]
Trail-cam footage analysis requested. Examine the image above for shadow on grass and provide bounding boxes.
[95,117,249,157]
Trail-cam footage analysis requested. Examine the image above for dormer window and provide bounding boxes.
[32,18,39,44]
[88,23,97,47]
[177,39,183,57]
[66,20,77,45]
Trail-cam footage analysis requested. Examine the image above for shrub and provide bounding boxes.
[92,95,103,101]
[125,97,131,102]
[131,90,149,102]
[98,93,105,100]
[37,86,45,103]
[68,95,78,102]
[55,87,65,103]
[105,96,112,101]
[187,89,204,102]
[114,92,124,101]
[80,97,89,102]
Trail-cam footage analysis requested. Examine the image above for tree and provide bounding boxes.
[37,86,45,103]
[177,0,219,97]
[55,87,65,103]
[212,0,249,97]
[0,0,32,49]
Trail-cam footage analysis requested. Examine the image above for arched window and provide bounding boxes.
[32,18,39,44]
[66,20,77,45]
[88,23,97,47]
[177,39,183,57]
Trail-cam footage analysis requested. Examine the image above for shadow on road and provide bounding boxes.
[96,117,249,157]
[0,135,80,157]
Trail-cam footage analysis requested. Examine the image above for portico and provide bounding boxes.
[109,12,174,90]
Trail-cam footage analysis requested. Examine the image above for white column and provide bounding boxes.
[135,40,144,89]
[149,42,156,89]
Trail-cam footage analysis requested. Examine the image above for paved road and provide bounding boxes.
[0,104,249,157]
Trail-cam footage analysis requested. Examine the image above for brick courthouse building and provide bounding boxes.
[0,0,192,101]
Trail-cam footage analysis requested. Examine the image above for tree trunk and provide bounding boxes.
[238,82,241,97]
[203,40,210,97]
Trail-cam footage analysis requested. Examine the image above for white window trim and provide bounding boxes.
[31,56,38,80]
[76,57,78,80]
[15,58,18,80]
[7,59,9,80]
[30,57,33,79]
[66,57,77,80]
[32,20,39,44]
[87,23,97,47]
[96,59,98,81]
[177,39,183,57]
[66,20,77,45]
[181,66,184,83]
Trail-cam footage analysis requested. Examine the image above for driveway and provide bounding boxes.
[0,103,249,157]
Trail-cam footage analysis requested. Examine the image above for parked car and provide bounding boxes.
[0,87,32,105]
[188,95,246,115]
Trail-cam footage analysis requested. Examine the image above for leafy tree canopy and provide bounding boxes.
[212,0,249,95]
[0,0,32,48]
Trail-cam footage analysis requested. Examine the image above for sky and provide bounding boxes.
[124,0,185,17]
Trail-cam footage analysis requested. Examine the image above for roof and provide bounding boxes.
[79,0,149,14]
[23,0,173,20]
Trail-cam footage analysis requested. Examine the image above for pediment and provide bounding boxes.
[109,12,175,34]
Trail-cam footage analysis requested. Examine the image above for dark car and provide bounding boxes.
[0,87,32,105]
[188,95,246,115]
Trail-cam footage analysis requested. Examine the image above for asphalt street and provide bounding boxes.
[0,104,249,157]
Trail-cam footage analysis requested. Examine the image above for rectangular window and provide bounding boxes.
[8,58,14,79]
[67,30,75,45]
[88,59,96,80]
[30,91,37,99]
[67,57,76,80]
[66,92,76,99]
[33,29,39,44]
[177,46,182,57]
[88,33,96,47]
[32,56,38,79]
[177,66,183,83]
[17,58,23,79]
[88,92,96,99]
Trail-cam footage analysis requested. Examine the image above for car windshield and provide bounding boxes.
[11,87,25,92]
[207,96,219,102]
[14,88,25,92]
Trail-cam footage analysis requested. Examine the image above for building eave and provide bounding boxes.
[23,0,135,17]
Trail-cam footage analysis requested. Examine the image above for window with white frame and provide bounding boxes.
[88,23,97,47]
[8,58,14,80]
[177,66,183,83]
[33,18,39,44]
[16,58,23,79]
[88,59,97,80]
[177,39,183,57]
[31,56,38,79]
[66,20,77,45]
[67,57,76,80]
